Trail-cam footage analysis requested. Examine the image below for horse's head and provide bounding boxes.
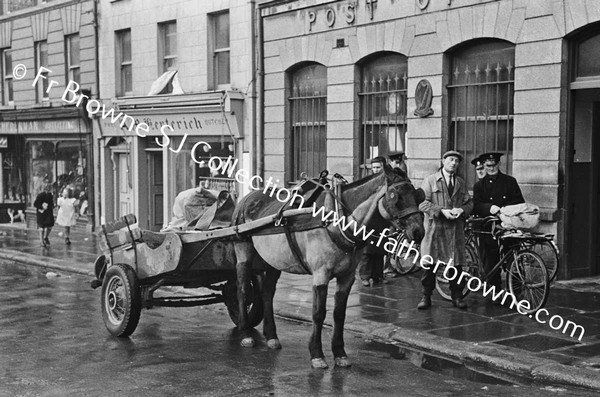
[378,165,425,243]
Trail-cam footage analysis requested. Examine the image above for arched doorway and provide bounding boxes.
[567,25,600,277]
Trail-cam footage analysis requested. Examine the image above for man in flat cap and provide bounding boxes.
[471,155,486,182]
[358,156,387,286]
[417,150,473,309]
[473,152,524,296]
[388,151,408,174]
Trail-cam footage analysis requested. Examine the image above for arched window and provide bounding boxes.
[289,63,327,179]
[359,52,407,177]
[448,40,515,188]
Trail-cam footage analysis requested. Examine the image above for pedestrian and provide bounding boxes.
[388,151,408,174]
[33,182,54,247]
[473,152,524,299]
[417,151,473,309]
[56,188,78,245]
[358,156,387,286]
[471,155,486,181]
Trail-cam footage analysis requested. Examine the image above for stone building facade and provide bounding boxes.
[95,0,257,231]
[258,0,600,279]
[0,0,97,229]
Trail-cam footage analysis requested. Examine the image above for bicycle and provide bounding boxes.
[435,216,550,314]
[384,230,420,275]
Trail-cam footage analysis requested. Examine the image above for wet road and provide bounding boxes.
[0,260,595,397]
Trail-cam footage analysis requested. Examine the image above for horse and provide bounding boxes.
[233,165,425,369]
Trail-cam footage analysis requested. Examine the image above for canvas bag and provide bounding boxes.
[499,203,540,231]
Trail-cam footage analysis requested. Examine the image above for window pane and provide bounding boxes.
[121,64,132,93]
[4,51,12,75]
[69,35,80,65]
[120,30,131,62]
[216,51,230,85]
[72,67,80,84]
[40,41,48,65]
[7,79,12,102]
[577,34,600,78]
[165,23,177,56]
[215,13,229,49]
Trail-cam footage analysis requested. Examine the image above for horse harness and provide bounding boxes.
[277,178,420,274]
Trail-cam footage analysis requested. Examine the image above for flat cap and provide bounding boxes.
[370,156,386,164]
[442,150,463,161]
[480,152,504,163]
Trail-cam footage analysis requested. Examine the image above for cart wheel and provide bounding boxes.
[507,249,549,314]
[223,273,264,328]
[435,244,480,301]
[101,264,142,337]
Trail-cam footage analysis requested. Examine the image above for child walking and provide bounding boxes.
[33,183,54,247]
[56,188,78,245]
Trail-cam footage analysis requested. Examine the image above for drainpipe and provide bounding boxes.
[92,0,101,229]
[255,1,264,179]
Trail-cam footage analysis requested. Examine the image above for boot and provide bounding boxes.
[452,296,468,309]
[417,295,431,310]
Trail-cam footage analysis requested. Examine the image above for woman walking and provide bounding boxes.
[56,188,78,245]
[34,183,54,247]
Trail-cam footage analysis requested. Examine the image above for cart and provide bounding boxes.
[92,206,314,337]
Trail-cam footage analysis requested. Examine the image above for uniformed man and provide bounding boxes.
[473,152,525,295]
[358,156,387,286]
[388,151,408,174]
[471,155,486,181]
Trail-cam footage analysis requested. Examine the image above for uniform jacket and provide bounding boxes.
[419,170,473,266]
[473,172,524,217]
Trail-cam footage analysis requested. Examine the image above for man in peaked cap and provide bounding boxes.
[473,152,525,297]
[388,151,408,174]
[471,155,486,181]
[417,150,473,310]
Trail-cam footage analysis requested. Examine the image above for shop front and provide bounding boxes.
[96,92,244,232]
[0,111,92,228]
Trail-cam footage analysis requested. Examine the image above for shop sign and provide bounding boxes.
[99,111,240,138]
[305,0,500,31]
[0,136,7,148]
[0,119,81,134]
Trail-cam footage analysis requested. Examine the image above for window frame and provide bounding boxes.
[65,34,80,85]
[288,63,328,180]
[115,29,132,96]
[447,39,516,188]
[34,40,49,102]
[158,20,177,75]
[1,48,14,106]
[357,52,408,178]
[208,11,230,89]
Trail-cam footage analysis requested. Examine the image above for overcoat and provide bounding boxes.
[418,170,473,266]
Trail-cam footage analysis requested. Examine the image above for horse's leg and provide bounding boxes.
[332,271,355,367]
[234,241,256,348]
[262,265,282,349]
[309,269,330,369]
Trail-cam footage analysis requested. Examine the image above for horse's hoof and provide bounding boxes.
[334,356,351,368]
[311,358,329,369]
[240,337,255,348]
[267,339,282,350]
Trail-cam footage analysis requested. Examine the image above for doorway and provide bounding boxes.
[146,151,164,231]
[568,90,600,277]
[115,153,133,218]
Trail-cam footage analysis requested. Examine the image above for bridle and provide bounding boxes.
[378,181,422,221]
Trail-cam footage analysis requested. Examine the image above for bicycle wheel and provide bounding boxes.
[435,244,480,301]
[531,240,559,282]
[507,249,549,314]
[386,251,418,275]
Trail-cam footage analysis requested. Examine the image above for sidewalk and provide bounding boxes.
[1,224,599,390]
